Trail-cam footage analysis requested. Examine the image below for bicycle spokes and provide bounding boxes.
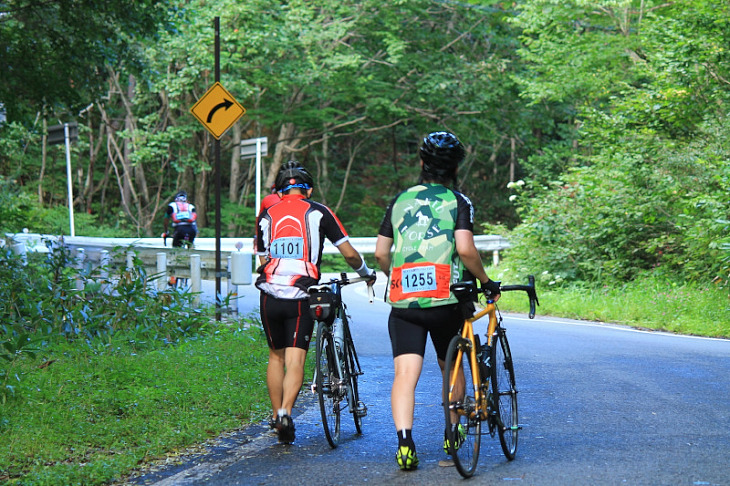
[443,334,482,478]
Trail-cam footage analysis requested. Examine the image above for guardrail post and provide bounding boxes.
[493,250,500,267]
[76,248,86,290]
[157,252,167,291]
[100,250,111,293]
[10,241,28,265]
[191,254,201,307]
[126,251,134,270]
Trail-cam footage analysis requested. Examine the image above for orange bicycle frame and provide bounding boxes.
[446,300,498,419]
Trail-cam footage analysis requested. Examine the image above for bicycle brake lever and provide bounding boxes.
[368,284,375,304]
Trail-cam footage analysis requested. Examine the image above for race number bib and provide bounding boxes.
[270,237,304,259]
[389,262,451,302]
[401,266,437,293]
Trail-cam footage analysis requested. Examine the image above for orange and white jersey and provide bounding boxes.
[256,193,349,299]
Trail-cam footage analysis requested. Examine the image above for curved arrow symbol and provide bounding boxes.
[206,99,234,123]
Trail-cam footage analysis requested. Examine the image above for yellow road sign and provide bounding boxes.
[190,82,246,139]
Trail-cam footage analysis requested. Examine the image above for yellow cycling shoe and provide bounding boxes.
[396,445,419,471]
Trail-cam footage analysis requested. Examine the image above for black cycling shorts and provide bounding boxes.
[172,225,196,248]
[260,292,314,351]
[388,303,463,361]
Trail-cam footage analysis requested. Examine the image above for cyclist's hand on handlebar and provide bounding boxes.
[366,270,376,303]
[481,279,501,302]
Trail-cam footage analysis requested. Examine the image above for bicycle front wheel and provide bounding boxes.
[315,321,341,448]
[443,334,482,478]
[490,327,519,460]
[343,318,364,434]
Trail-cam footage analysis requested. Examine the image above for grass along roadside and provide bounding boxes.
[494,272,730,339]
[0,324,271,486]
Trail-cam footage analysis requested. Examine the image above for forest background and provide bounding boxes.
[2,0,729,289]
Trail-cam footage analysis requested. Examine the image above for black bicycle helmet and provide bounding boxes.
[275,160,314,192]
[175,191,188,202]
[419,131,466,177]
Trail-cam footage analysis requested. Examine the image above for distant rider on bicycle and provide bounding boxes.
[163,190,198,248]
[374,131,501,471]
[255,160,375,444]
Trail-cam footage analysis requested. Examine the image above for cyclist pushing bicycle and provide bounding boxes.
[374,131,501,471]
[255,161,375,444]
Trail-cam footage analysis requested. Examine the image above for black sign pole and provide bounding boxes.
[214,16,222,322]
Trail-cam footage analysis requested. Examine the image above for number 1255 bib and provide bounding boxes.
[389,262,451,302]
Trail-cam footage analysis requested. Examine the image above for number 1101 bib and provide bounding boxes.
[271,237,304,259]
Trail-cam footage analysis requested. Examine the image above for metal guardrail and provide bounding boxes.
[3,233,511,280]
[3,232,510,313]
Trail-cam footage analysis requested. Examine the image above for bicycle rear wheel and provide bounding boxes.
[315,321,341,448]
[490,327,519,460]
[443,334,482,478]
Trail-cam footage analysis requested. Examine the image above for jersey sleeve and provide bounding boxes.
[256,211,269,255]
[454,191,475,232]
[315,202,350,246]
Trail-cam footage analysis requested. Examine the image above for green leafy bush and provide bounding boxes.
[0,239,212,404]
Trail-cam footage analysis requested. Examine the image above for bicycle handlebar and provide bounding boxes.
[307,272,375,290]
[494,275,540,319]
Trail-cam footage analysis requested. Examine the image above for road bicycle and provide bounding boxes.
[308,273,375,448]
[443,275,539,478]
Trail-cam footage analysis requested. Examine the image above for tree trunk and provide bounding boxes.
[509,136,516,183]
[39,115,47,205]
[228,123,242,235]
[334,137,365,213]
[195,168,208,231]
[266,122,302,190]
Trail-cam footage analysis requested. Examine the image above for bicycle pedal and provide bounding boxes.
[354,401,368,417]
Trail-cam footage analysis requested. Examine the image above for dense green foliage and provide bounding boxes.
[0,0,173,119]
[1,0,530,237]
[2,0,727,289]
[506,0,730,285]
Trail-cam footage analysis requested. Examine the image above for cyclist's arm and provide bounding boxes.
[374,234,393,277]
[336,240,373,277]
[455,229,500,301]
[163,205,173,235]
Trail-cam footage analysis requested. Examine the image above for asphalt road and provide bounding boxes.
[128,274,730,486]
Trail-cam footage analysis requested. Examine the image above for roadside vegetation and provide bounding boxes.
[493,266,730,339]
[0,247,270,485]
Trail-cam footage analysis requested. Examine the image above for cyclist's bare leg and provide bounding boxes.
[266,347,306,417]
[280,347,307,415]
[391,353,423,430]
[267,349,286,420]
